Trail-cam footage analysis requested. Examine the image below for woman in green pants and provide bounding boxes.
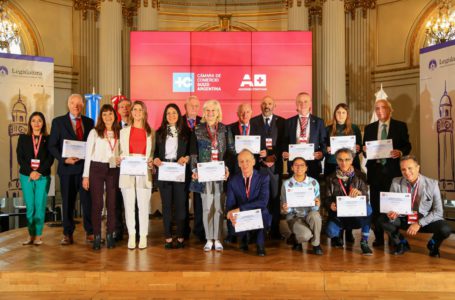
[17,112,54,245]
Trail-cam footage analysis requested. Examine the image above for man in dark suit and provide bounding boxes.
[250,96,285,239]
[183,95,204,241]
[226,149,271,256]
[363,98,411,246]
[48,94,94,245]
[282,92,327,179]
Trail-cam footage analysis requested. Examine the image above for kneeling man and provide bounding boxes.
[226,149,271,256]
[378,155,451,257]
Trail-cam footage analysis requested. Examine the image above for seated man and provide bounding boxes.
[378,155,451,257]
[325,148,373,255]
[226,149,271,256]
[280,157,323,255]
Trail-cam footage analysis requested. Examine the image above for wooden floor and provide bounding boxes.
[1,218,455,299]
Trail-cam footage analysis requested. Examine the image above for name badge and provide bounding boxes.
[211,148,219,161]
[299,137,307,144]
[407,212,418,224]
[31,159,40,170]
[266,138,273,149]
[109,157,117,169]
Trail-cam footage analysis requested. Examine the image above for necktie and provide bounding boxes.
[245,176,251,198]
[189,119,195,129]
[242,124,247,135]
[76,118,83,141]
[300,116,308,141]
[381,124,387,165]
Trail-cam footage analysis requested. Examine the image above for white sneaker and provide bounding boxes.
[128,235,136,250]
[214,240,223,251]
[139,235,147,249]
[203,240,213,252]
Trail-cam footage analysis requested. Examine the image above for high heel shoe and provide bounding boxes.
[106,234,116,249]
[92,235,101,250]
[175,239,185,249]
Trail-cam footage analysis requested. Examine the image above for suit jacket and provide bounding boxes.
[363,118,411,185]
[284,114,327,177]
[17,134,54,176]
[118,126,155,189]
[226,169,271,228]
[48,113,94,175]
[250,114,286,175]
[389,175,444,227]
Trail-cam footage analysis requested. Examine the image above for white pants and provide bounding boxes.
[121,176,151,236]
[201,182,223,240]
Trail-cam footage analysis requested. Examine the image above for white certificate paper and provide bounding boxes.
[285,186,315,208]
[62,139,86,159]
[336,196,367,217]
[233,209,264,233]
[289,143,314,161]
[366,139,393,160]
[235,135,261,154]
[330,135,356,153]
[158,162,186,182]
[197,161,225,183]
[380,192,412,215]
[120,157,148,176]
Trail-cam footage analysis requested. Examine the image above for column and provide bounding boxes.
[288,0,309,30]
[311,14,323,118]
[321,0,346,121]
[79,9,99,94]
[137,0,159,30]
[99,0,123,104]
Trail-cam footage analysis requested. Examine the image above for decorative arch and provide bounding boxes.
[194,21,257,32]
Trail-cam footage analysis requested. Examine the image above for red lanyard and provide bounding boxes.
[238,123,250,136]
[407,180,420,208]
[206,123,218,149]
[338,179,349,196]
[245,176,251,198]
[105,130,118,153]
[32,134,42,158]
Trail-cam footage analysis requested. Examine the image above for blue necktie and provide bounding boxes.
[189,119,195,129]
[242,124,247,135]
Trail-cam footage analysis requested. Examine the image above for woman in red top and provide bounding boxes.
[119,101,155,250]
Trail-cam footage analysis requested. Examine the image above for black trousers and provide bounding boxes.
[59,173,92,236]
[158,181,187,238]
[191,191,205,239]
[378,214,452,248]
[260,166,280,236]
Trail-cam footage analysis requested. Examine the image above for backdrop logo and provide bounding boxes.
[173,72,194,92]
[238,74,267,91]
[0,65,8,76]
[429,59,437,71]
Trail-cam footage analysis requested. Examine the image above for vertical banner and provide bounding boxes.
[420,40,455,202]
[0,53,54,198]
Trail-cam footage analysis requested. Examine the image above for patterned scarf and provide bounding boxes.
[336,166,355,182]
[167,125,178,138]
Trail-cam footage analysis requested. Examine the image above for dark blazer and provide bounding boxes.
[48,113,94,175]
[16,134,54,176]
[226,169,272,228]
[250,114,286,174]
[284,114,327,177]
[362,118,411,185]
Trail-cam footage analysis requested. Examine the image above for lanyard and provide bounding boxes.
[407,180,420,208]
[338,179,349,196]
[32,134,42,158]
[105,130,118,153]
[206,123,218,148]
[238,123,250,136]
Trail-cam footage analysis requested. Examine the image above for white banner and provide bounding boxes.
[0,53,54,198]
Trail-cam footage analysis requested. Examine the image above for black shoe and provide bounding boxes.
[392,241,410,255]
[114,231,123,242]
[313,245,323,255]
[427,240,440,258]
[292,243,303,252]
[106,234,116,249]
[224,235,237,244]
[345,230,355,244]
[331,237,344,248]
[164,240,173,249]
[256,245,266,256]
[92,235,101,250]
[175,240,185,249]
[360,240,373,256]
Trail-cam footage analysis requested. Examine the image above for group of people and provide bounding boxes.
[16,91,451,258]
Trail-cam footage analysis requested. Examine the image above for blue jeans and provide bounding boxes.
[326,203,372,239]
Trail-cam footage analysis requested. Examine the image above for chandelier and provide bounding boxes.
[425,0,455,45]
[0,0,20,51]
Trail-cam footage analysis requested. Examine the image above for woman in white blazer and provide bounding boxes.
[119,101,155,249]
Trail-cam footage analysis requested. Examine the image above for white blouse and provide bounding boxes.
[82,129,119,178]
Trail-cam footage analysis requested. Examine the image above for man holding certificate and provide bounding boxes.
[226,150,271,256]
[378,156,451,257]
[48,94,94,245]
[280,157,323,255]
[363,90,411,247]
[325,149,373,255]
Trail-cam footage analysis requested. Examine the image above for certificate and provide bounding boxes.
[120,156,148,176]
[330,135,356,153]
[62,139,86,159]
[233,209,264,233]
[380,192,412,215]
[336,196,367,217]
[285,186,315,208]
[197,161,225,183]
[235,135,261,154]
[289,143,314,161]
[365,139,393,160]
[158,162,186,182]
